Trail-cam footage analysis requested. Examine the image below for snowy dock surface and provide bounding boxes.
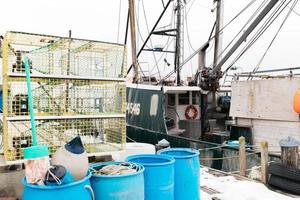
[200,167,300,200]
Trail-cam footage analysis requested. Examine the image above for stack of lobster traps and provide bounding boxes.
[2,31,127,162]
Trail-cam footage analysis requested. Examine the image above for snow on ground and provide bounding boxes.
[200,168,299,200]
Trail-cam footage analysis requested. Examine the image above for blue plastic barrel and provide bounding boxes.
[22,171,94,200]
[159,148,200,200]
[127,154,175,200]
[90,162,144,200]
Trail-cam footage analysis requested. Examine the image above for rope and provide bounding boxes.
[126,135,137,143]
[200,152,259,161]
[228,160,277,174]
[92,162,142,176]
[197,142,275,152]
[46,166,62,185]
[199,145,228,151]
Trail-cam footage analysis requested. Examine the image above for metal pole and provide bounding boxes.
[213,0,224,67]
[213,0,279,74]
[240,66,300,74]
[128,0,139,83]
[175,0,183,85]
[65,30,72,112]
[212,0,224,106]
[127,0,173,75]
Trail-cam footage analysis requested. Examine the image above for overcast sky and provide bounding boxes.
[1,0,300,80]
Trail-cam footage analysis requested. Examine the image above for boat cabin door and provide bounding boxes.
[164,91,201,139]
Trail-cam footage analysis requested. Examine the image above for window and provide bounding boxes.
[179,92,189,105]
[192,91,198,104]
[168,94,175,106]
[150,94,158,116]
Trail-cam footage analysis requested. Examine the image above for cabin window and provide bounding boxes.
[179,92,189,105]
[168,94,175,106]
[150,94,158,116]
[192,91,198,104]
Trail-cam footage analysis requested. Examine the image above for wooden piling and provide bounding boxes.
[239,136,246,177]
[281,146,299,168]
[260,141,269,184]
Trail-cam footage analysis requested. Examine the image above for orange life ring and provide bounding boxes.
[185,105,198,120]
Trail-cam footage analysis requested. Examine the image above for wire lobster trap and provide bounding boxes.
[5,117,126,161]
[6,78,126,117]
[2,31,127,161]
[5,31,126,79]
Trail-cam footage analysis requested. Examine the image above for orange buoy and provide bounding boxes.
[293,89,300,114]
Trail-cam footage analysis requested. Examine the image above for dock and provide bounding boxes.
[200,167,299,200]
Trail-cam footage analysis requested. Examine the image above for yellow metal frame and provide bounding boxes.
[2,31,127,161]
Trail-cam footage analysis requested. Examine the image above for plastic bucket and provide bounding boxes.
[126,154,175,200]
[90,162,144,200]
[22,171,94,200]
[159,148,200,200]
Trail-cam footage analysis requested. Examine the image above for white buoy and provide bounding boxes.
[51,136,89,180]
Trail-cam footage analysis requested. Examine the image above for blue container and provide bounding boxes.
[22,171,94,200]
[159,148,200,200]
[90,162,144,200]
[127,154,175,200]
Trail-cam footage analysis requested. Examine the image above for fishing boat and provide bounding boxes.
[1,0,300,198]
[126,0,300,153]
[126,0,231,147]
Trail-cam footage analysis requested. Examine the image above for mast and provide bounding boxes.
[213,0,224,67]
[212,0,280,74]
[175,0,184,86]
[212,0,224,106]
[128,0,139,83]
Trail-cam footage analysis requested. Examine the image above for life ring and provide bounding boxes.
[185,105,198,120]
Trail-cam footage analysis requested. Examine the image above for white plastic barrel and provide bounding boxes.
[114,143,156,162]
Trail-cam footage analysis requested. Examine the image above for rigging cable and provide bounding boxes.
[161,0,165,8]
[184,1,196,51]
[134,1,147,78]
[223,0,291,73]
[149,38,174,75]
[227,0,293,73]
[117,0,122,43]
[158,0,257,83]
[141,0,162,80]
[149,8,175,77]
[211,0,266,69]
[184,6,195,75]
[136,1,151,49]
[251,0,299,76]
[251,0,298,73]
